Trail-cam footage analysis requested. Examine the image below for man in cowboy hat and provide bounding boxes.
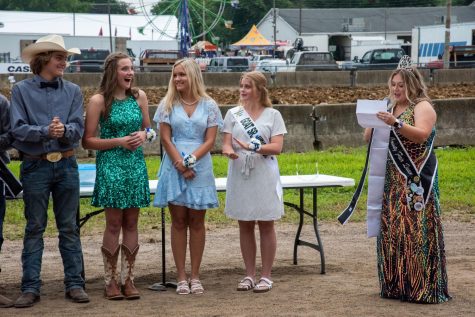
[10,34,89,308]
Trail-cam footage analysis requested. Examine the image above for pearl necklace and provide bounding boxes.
[180,98,198,106]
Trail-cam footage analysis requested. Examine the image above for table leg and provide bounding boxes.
[77,204,86,282]
[313,188,325,274]
[287,188,325,274]
[293,188,304,265]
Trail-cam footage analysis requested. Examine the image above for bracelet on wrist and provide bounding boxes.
[182,154,197,168]
[145,127,157,142]
[392,119,404,130]
[248,137,262,152]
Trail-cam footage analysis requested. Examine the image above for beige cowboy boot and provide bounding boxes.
[101,246,124,300]
[121,244,140,300]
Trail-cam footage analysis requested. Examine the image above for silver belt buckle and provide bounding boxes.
[46,152,62,162]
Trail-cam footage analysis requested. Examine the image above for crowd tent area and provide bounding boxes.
[0,10,179,66]
[230,25,274,51]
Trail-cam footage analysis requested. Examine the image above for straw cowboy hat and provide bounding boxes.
[22,34,80,63]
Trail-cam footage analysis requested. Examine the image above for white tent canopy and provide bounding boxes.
[0,10,178,41]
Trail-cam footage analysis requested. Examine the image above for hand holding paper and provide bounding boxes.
[356,99,390,128]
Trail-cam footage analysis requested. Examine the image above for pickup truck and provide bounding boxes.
[350,48,405,70]
[66,48,109,73]
[139,49,179,72]
[288,51,338,71]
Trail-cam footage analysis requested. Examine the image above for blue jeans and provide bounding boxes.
[20,157,85,295]
[0,181,5,253]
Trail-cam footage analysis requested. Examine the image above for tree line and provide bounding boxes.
[1,0,472,45]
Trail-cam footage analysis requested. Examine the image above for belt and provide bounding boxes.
[22,149,75,162]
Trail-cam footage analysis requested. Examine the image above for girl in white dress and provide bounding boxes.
[222,71,287,293]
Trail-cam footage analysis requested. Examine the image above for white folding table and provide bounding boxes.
[79,174,355,274]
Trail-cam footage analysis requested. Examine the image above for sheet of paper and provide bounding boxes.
[356,99,389,128]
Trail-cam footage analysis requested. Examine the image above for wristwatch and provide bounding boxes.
[393,119,404,129]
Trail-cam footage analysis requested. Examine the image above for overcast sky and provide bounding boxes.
[126,1,156,14]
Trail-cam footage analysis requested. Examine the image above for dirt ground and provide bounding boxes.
[0,220,473,317]
[1,84,474,106]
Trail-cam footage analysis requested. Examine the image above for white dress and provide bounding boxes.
[223,107,287,221]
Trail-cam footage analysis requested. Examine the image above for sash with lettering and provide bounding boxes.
[387,129,437,215]
[230,106,283,201]
[230,106,266,146]
[0,157,23,198]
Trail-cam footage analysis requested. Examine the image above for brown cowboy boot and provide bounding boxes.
[121,244,140,300]
[0,293,13,308]
[101,246,124,300]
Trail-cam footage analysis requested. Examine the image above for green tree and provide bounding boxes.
[151,0,294,46]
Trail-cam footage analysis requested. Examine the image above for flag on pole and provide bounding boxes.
[127,7,138,15]
[99,27,103,36]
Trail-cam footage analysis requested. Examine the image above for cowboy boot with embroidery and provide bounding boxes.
[101,246,124,300]
[121,244,140,300]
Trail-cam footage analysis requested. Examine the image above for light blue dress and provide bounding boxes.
[153,97,223,210]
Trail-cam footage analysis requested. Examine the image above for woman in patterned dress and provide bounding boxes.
[365,64,451,303]
[153,59,223,295]
[83,52,152,300]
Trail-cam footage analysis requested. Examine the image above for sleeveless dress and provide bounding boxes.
[153,98,223,210]
[91,96,150,209]
[223,107,287,221]
[377,104,450,303]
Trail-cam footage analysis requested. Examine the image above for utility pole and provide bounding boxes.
[299,0,302,36]
[443,0,451,69]
[273,0,277,57]
[108,0,113,52]
[203,0,206,41]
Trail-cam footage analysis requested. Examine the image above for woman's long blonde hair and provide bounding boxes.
[162,59,210,113]
[388,67,431,106]
[99,52,138,119]
[239,71,272,107]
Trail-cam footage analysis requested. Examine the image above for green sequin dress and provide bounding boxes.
[91,96,150,209]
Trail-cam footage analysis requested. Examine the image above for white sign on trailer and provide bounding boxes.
[0,63,31,74]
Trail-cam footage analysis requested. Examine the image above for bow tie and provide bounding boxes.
[40,81,59,89]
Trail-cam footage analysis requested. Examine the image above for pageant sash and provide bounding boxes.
[230,106,266,145]
[0,157,22,198]
[388,129,437,211]
[230,106,282,199]
[337,130,373,225]
[338,126,390,236]
[366,127,391,237]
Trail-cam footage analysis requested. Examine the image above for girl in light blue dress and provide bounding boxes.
[153,59,223,295]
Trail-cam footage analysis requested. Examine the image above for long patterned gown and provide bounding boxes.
[377,104,451,304]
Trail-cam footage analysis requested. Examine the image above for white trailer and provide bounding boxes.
[411,22,475,66]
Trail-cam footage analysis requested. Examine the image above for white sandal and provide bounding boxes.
[176,280,190,295]
[190,279,204,295]
[253,277,273,293]
[237,276,255,291]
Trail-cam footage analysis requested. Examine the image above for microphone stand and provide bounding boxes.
[149,141,177,291]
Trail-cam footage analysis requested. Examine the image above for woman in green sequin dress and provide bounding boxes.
[83,53,152,300]
[365,64,450,303]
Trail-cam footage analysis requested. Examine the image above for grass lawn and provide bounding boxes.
[3,146,474,239]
